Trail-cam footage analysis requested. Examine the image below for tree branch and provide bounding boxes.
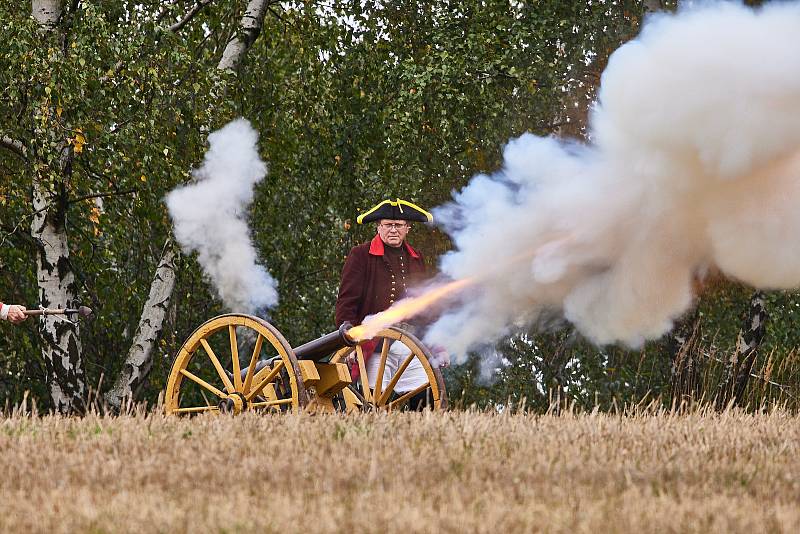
[0,135,28,160]
[218,0,271,72]
[170,0,214,33]
[267,4,292,27]
[155,0,179,24]
[67,188,138,205]
[474,69,519,81]
[101,1,215,84]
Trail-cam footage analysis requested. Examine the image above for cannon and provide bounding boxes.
[165,314,447,415]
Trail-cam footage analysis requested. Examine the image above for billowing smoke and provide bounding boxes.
[166,119,278,313]
[424,2,800,358]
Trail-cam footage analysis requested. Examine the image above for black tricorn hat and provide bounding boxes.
[357,199,433,224]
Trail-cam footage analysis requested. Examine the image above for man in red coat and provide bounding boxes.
[0,302,27,324]
[335,199,437,408]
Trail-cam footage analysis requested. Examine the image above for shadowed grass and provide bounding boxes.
[0,409,798,533]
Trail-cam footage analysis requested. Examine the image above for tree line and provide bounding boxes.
[1,0,797,414]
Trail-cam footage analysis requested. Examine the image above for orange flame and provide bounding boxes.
[346,277,476,341]
[345,233,575,342]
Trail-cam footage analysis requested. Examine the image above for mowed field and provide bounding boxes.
[1,409,798,533]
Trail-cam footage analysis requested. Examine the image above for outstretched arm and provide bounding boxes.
[0,302,27,324]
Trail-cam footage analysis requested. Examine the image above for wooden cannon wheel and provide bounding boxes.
[330,326,448,411]
[165,314,306,415]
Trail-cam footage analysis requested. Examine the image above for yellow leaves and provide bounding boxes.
[140,175,147,183]
[70,129,86,154]
[89,206,101,226]
[88,204,102,236]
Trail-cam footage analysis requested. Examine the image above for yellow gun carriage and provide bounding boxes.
[165,314,447,415]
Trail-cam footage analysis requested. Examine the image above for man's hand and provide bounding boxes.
[6,305,27,324]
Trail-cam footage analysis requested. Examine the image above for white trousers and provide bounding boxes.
[365,341,428,393]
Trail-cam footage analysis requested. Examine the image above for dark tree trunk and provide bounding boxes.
[716,291,767,409]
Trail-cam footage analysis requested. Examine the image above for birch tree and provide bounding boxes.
[104,0,272,410]
[28,0,86,413]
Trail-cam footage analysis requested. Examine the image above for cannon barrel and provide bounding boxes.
[237,323,358,382]
[292,322,357,361]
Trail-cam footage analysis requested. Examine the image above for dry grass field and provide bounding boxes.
[1,408,798,533]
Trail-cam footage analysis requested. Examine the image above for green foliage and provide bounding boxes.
[2,1,798,411]
[451,280,800,412]
[0,1,233,403]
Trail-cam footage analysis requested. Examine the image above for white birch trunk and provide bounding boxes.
[30,0,88,414]
[32,0,62,29]
[104,241,177,410]
[1,135,27,158]
[218,0,270,72]
[31,176,87,413]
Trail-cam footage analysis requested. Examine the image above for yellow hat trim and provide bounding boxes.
[356,199,433,224]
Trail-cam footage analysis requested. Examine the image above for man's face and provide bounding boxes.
[377,219,410,248]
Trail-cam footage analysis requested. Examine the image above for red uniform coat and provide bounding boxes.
[335,235,427,328]
[335,235,427,378]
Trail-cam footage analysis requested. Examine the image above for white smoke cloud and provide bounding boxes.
[166,118,278,313]
[425,2,800,357]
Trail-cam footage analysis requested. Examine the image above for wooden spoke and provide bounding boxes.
[356,345,372,404]
[172,406,220,414]
[166,314,305,415]
[245,361,285,401]
[372,340,390,406]
[249,399,293,409]
[200,338,235,394]
[387,382,430,411]
[179,369,226,398]
[251,359,284,385]
[242,334,264,395]
[230,325,242,391]
[377,352,415,406]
